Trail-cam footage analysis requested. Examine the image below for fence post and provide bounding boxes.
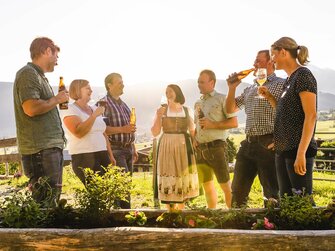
[4,148,9,177]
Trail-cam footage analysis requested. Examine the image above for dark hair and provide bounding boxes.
[258,50,271,61]
[30,37,60,60]
[167,84,185,104]
[199,69,216,85]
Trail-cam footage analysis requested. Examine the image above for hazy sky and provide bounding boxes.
[1,0,334,86]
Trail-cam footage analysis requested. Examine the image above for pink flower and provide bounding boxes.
[188,219,196,227]
[264,217,274,230]
[27,183,33,191]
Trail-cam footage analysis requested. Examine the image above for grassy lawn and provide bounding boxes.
[1,120,334,209]
[2,167,334,209]
[131,171,335,209]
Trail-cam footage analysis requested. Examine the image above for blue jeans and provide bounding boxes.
[112,146,133,209]
[232,139,279,207]
[275,153,314,197]
[21,147,63,205]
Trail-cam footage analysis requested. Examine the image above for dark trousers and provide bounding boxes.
[71,150,111,185]
[275,154,314,197]
[21,147,63,206]
[112,146,133,209]
[232,139,279,207]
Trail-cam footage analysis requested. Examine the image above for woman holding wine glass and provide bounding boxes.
[151,84,199,211]
[62,79,115,186]
[259,37,318,198]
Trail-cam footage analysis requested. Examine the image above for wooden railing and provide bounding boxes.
[314,132,335,181]
[1,133,335,180]
[0,138,21,178]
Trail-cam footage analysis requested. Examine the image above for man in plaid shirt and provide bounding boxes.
[103,72,138,209]
[226,50,285,207]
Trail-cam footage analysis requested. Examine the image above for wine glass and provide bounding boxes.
[97,95,108,120]
[255,68,267,98]
[160,95,168,108]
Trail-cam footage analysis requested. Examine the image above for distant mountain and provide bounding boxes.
[1,67,335,139]
[308,65,335,94]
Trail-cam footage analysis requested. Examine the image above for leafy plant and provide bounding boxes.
[251,217,276,230]
[226,137,237,163]
[30,176,60,208]
[276,191,323,230]
[208,208,256,229]
[125,210,147,226]
[156,211,185,228]
[75,166,133,226]
[184,214,216,228]
[0,190,47,228]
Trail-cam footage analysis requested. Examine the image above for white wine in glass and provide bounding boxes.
[256,68,267,98]
[160,95,168,107]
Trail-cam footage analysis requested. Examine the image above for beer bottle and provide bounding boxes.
[197,106,205,129]
[130,107,136,125]
[58,76,68,110]
[198,107,205,119]
[228,68,255,83]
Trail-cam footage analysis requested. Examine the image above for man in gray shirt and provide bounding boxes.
[13,37,69,205]
[194,69,238,209]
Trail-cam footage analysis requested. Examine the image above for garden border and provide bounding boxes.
[0,227,335,250]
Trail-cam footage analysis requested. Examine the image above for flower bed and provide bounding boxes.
[1,168,334,250]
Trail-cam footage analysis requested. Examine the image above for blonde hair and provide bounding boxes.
[69,79,89,100]
[271,37,309,65]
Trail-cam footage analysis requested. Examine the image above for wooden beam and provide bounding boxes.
[0,154,21,162]
[0,138,17,148]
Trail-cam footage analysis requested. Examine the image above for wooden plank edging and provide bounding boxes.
[0,227,334,250]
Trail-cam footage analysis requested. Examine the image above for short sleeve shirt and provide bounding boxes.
[13,63,65,154]
[62,103,107,155]
[274,67,318,153]
[194,90,236,143]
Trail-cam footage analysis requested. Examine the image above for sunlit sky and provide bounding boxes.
[1,0,334,86]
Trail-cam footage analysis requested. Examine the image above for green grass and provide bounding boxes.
[131,171,335,209]
[1,120,334,209]
[1,167,334,209]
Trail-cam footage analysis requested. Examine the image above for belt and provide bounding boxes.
[111,141,133,148]
[246,134,273,143]
[198,139,225,148]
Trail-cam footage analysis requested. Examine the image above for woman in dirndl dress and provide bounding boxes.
[151,84,199,211]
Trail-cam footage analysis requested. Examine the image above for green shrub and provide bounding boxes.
[0,190,47,228]
[75,166,133,226]
[276,192,323,230]
[125,210,147,226]
[226,137,237,163]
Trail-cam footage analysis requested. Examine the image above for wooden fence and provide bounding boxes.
[0,138,21,178]
[1,134,335,181]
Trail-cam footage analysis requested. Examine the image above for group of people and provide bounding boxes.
[13,36,318,210]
